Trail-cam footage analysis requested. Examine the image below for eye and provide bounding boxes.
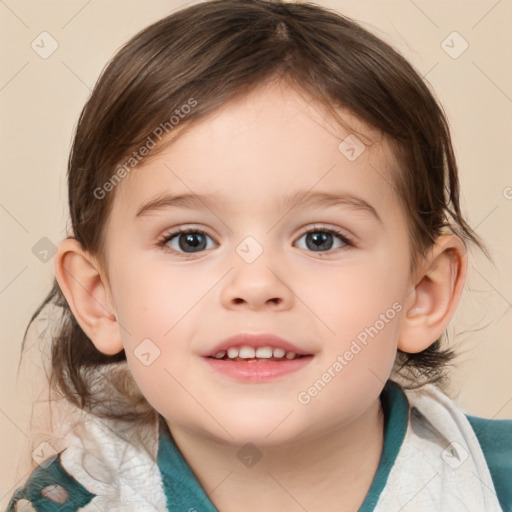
[158,228,217,255]
[294,226,353,253]
[158,225,354,257]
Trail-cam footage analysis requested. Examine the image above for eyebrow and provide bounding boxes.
[135,189,382,223]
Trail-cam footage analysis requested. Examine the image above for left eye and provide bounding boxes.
[294,228,351,253]
[161,229,216,254]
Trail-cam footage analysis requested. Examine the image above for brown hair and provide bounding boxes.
[21,0,490,426]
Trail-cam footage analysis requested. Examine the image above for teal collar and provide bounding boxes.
[357,380,409,511]
[157,421,219,511]
[157,380,409,511]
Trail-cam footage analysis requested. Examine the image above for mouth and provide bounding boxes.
[208,346,308,362]
[202,333,314,382]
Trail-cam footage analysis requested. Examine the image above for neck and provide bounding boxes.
[167,397,385,512]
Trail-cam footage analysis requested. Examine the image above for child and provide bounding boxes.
[6,0,511,511]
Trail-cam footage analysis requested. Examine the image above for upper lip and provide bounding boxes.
[203,333,312,357]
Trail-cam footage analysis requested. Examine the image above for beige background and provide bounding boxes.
[1,0,511,506]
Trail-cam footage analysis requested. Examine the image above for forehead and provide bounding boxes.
[112,80,402,224]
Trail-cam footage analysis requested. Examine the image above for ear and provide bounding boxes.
[398,234,468,353]
[54,238,124,355]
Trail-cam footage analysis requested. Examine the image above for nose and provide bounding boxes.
[220,254,295,311]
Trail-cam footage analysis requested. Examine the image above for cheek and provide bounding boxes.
[297,253,406,385]
[297,251,407,336]
[108,261,218,416]
[110,259,216,342]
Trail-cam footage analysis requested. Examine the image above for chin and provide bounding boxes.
[203,409,309,448]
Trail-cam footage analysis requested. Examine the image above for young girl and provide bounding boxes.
[6,0,511,511]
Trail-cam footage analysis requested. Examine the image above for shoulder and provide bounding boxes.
[466,414,512,512]
[5,454,96,512]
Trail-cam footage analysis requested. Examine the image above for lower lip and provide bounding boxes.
[204,356,313,382]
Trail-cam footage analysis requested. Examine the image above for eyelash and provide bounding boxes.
[157,225,354,258]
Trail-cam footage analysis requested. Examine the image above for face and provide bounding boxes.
[104,80,415,447]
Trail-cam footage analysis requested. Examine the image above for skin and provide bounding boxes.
[55,79,467,511]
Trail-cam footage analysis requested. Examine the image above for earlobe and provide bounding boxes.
[53,238,124,356]
[398,235,467,353]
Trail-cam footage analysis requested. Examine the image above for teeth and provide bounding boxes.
[227,347,239,358]
[255,346,273,358]
[273,348,285,358]
[215,345,302,360]
[239,346,256,359]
